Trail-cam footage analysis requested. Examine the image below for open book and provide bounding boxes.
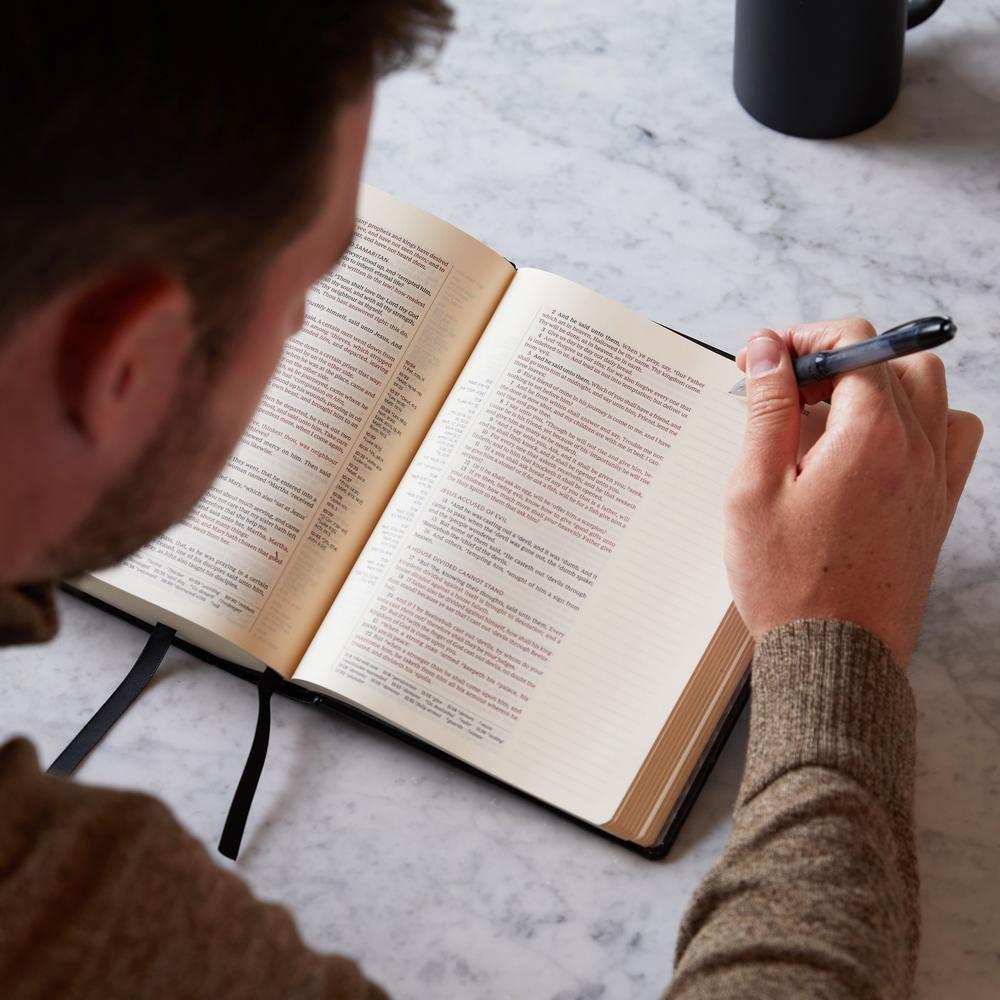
[76,186,754,853]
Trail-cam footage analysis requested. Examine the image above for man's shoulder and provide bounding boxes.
[0,738,387,999]
[0,735,192,923]
[0,736,175,852]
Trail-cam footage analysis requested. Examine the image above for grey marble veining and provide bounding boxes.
[1,2,998,998]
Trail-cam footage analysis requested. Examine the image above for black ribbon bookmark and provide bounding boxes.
[48,623,176,776]
[217,667,283,861]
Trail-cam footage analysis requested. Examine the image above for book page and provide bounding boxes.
[294,268,746,823]
[81,187,514,675]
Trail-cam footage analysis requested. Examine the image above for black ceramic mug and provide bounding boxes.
[734,0,948,138]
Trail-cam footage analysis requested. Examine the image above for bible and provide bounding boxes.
[73,185,754,856]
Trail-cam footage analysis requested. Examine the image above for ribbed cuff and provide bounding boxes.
[741,619,916,821]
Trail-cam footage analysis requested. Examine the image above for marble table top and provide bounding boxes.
[2,1,998,997]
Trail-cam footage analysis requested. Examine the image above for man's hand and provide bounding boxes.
[725,318,983,667]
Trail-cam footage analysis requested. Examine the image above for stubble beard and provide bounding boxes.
[41,358,237,581]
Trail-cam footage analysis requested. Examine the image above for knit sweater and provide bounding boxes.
[665,620,917,999]
[0,588,917,998]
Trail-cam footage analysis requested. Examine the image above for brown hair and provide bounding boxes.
[0,3,452,353]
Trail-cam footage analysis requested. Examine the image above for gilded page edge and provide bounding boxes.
[601,605,753,844]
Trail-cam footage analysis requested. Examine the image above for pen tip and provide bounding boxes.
[728,379,747,397]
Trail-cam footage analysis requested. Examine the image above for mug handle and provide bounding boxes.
[908,0,946,29]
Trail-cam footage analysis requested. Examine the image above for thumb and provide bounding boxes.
[739,330,801,489]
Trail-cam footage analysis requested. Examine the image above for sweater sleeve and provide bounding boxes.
[664,619,919,1000]
[0,738,390,1000]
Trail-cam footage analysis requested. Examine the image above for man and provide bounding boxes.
[0,5,983,999]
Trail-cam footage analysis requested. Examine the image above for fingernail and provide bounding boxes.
[747,336,781,376]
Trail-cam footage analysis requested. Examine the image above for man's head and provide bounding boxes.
[0,3,452,585]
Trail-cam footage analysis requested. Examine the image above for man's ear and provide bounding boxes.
[58,269,195,451]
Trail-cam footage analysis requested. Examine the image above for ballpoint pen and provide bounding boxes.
[728,316,956,397]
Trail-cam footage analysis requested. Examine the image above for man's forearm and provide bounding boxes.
[666,619,919,1000]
